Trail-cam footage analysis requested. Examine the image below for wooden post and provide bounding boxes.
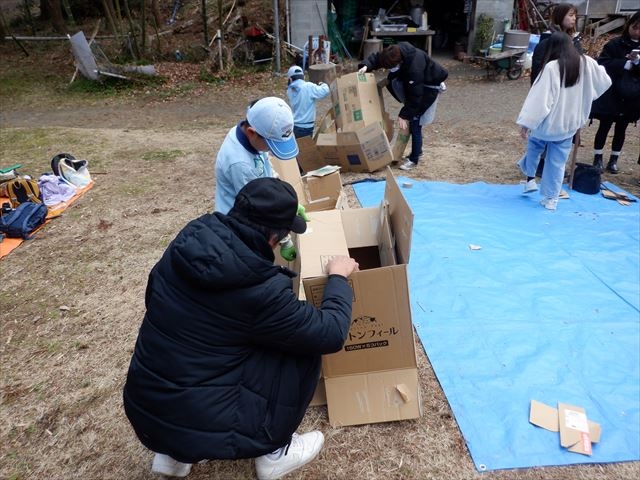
[568,129,581,190]
[308,63,336,85]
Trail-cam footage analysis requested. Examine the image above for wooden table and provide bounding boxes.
[369,29,436,57]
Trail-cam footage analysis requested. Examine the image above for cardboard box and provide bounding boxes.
[298,167,420,426]
[331,72,384,132]
[270,158,346,212]
[296,72,394,173]
[529,400,602,456]
[295,110,337,173]
[315,122,393,173]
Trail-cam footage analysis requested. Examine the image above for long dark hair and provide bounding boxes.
[539,31,581,87]
[550,4,577,35]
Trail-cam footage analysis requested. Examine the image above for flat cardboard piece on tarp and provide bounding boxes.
[529,400,601,456]
[558,403,593,456]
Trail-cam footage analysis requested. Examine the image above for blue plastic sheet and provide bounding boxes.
[353,178,640,471]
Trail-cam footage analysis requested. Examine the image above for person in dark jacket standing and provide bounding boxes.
[358,42,448,171]
[589,10,640,174]
[123,177,358,479]
[531,3,582,85]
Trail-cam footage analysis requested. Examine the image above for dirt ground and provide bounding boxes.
[1,35,639,480]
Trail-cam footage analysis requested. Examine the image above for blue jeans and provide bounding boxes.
[408,117,422,163]
[521,135,573,200]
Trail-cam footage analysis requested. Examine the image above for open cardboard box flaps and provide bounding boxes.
[297,168,421,427]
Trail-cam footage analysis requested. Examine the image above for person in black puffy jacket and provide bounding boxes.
[358,42,448,171]
[123,177,358,480]
[530,4,583,85]
[589,11,640,174]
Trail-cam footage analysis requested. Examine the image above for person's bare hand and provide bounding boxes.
[326,256,359,278]
[398,117,409,131]
[358,66,367,74]
[520,126,529,140]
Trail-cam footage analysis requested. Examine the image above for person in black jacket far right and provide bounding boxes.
[358,42,448,171]
[123,177,358,479]
[589,10,640,174]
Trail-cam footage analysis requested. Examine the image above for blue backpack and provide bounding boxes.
[0,201,48,239]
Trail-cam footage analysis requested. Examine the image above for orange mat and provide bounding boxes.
[0,181,94,259]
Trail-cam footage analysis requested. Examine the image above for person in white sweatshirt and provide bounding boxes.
[516,31,611,211]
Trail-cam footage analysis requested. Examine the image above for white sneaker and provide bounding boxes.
[255,431,325,480]
[521,179,538,193]
[540,197,558,211]
[399,159,417,171]
[151,453,192,477]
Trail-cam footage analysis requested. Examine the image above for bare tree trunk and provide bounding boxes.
[140,0,147,57]
[150,0,162,28]
[23,0,36,35]
[0,5,7,42]
[122,0,140,60]
[101,0,121,39]
[44,0,67,34]
[201,0,209,46]
[60,0,76,28]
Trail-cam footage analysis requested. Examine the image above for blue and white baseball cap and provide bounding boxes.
[247,97,299,160]
[287,65,304,79]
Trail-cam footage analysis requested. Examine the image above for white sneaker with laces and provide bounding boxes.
[151,453,192,477]
[399,159,417,171]
[540,197,558,211]
[255,431,325,480]
[521,179,538,193]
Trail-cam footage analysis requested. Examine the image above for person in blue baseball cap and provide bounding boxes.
[286,65,330,140]
[215,97,299,214]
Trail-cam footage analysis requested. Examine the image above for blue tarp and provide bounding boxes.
[353,178,640,471]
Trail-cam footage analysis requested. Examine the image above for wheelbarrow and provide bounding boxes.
[480,47,528,80]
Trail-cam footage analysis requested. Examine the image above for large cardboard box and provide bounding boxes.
[298,168,420,426]
[296,72,394,173]
[331,72,384,132]
[315,122,393,173]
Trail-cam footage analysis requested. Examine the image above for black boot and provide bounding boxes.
[593,153,604,172]
[605,155,619,174]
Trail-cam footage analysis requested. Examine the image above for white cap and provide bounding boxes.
[287,65,304,78]
[247,97,298,160]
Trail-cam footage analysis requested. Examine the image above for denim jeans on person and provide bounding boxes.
[293,126,314,138]
[521,135,573,200]
[408,117,422,163]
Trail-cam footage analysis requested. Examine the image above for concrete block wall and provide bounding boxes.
[290,0,328,51]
